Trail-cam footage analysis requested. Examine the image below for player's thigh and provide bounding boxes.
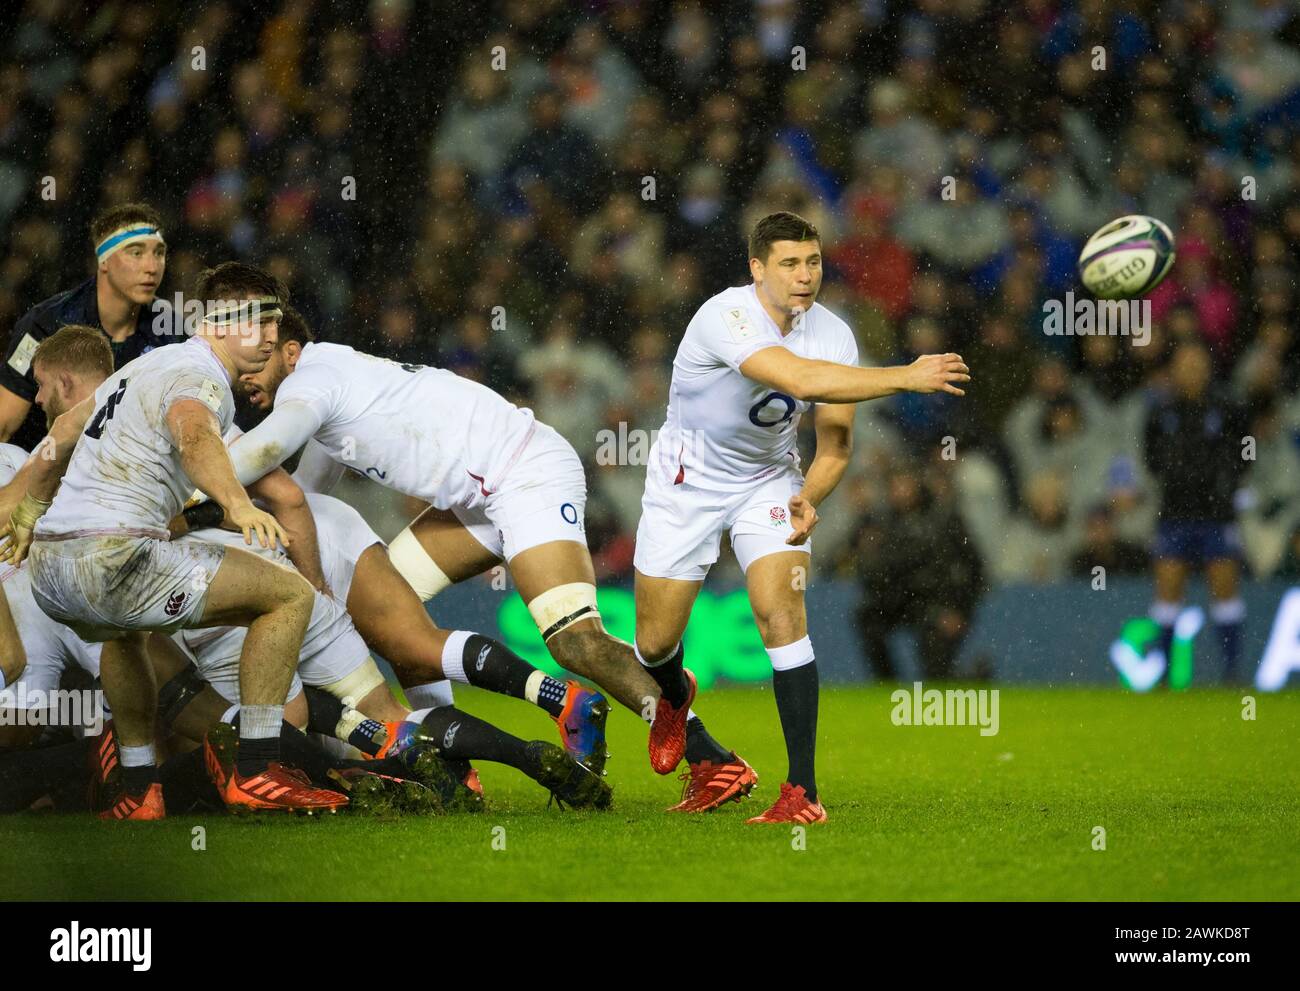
[744,550,809,647]
[198,545,314,628]
[1153,557,1189,600]
[634,570,703,657]
[507,538,613,641]
[346,543,450,662]
[408,506,500,582]
[509,538,597,602]
[1205,557,1240,598]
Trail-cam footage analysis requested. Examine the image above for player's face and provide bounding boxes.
[101,239,166,306]
[238,346,290,410]
[222,308,279,375]
[754,240,822,316]
[33,363,76,427]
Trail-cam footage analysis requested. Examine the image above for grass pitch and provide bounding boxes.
[3,685,1296,901]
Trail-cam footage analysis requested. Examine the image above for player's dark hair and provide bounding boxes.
[32,324,113,379]
[276,304,316,349]
[749,211,821,263]
[194,262,289,306]
[89,202,163,249]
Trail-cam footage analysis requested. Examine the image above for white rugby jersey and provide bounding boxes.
[232,343,536,511]
[648,283,858,491]
[36,337,235,537]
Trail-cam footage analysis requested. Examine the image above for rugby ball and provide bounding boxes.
[1078,214,1176,299]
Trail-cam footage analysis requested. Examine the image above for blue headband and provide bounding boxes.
[95,225,165,261]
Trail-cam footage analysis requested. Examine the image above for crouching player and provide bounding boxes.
[0,294,347,819]
[164,488,612,811]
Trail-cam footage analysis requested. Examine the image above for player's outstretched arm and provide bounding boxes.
[166,399,289,551]
[0,396,95,563]
[247,467,330,594]
[227,401,323,487]
[740,347,969,404]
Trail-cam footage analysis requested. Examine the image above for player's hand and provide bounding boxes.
[227,501,290,551]
[786,493,819,545]
[906,353,970,396]
[0,518,35,566]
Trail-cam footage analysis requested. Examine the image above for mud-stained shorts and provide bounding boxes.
[27,532,226,643]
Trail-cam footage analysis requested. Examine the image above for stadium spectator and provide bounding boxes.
[853,462,985,681]
[1144,342,1252,681]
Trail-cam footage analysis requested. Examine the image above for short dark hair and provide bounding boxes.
[90,202,163,250]
[193,262,289,306]
[32,325,114,379]
[276,304,315,349]
[749,211,821,263]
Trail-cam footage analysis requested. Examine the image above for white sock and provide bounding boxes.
[0,669,7,691]
[440,630,474,684]
[524,669,547,705]
[239,704,283,739]
[119,743,155,767]
[220,703,238,724]
[766,636,815,671]
[408,707,433,724]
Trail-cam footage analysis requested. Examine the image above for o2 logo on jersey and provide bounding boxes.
[560,502,583,529]
[749,391,797,428]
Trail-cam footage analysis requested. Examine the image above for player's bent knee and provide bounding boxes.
[754,610,804,647]
[528,582,600,642]
[320,657,386,708]
[388,527,453,601]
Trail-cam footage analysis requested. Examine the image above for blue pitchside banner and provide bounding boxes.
[417,577,1300,691]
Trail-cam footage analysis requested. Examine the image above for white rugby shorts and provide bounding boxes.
[634,465,811,581]
[28,532,225,642]
[453,421,589,562]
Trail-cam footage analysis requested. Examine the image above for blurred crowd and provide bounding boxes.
[3,0,1300,607]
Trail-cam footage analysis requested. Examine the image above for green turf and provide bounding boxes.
[3,685,1297,901]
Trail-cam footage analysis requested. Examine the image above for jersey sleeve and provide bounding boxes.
[158,367,231,422]
[0,311,46,401]
[227,400,324,486]
[688,302,786,373]
[828,320,859,367]
[275,357,341,417]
